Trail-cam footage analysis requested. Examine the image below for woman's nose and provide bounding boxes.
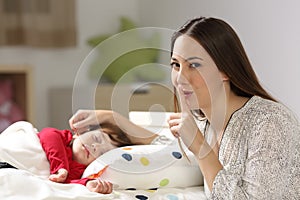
[177,68,189,85]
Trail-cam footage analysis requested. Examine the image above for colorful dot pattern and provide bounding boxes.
[97,146,188,200]
[121,153,132,161]
[119,147,183,191]
[135,195,148,200]
[159,178,169,187]
[133,193,180,200]
[140,157,150,166]
[166,194,179,200]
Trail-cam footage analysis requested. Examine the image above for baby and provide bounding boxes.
[38,127,116,194]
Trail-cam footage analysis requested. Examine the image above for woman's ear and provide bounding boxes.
[220,72,229,82]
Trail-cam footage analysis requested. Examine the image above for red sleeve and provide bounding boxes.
[38,127,73,174]
[69,177,93,186]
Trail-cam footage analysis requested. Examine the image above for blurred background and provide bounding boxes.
[0,0,299,131]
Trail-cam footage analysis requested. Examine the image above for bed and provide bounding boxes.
[0,112,207,200]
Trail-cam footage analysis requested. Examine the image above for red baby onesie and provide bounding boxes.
[38,127,91,185]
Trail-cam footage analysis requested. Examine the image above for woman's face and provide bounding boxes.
[72,130,116,165]
[171,35,225,112]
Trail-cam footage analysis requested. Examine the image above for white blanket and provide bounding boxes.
[0,121,207,200]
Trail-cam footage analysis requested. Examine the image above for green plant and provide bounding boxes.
[87,17,165,83]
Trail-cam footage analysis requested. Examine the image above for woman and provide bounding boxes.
[167,17,300,199]
[69,17,300,199]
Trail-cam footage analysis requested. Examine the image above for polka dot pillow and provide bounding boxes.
[82,143,203,189]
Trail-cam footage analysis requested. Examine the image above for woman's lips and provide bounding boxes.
[182,89,193,98]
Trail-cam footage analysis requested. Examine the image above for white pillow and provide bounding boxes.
[129,111,177,142]
[82,142,203,189]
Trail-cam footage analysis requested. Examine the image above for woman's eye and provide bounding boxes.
[170,62,180,68]
[190,63,201,68]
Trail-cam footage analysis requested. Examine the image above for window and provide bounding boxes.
[0,0,76,47]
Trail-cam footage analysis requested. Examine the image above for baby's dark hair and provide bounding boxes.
[100,123,132,147]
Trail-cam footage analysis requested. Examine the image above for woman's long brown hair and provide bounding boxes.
[171,17,276,103]
[171,17,276,160]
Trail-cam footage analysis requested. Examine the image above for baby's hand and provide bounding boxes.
[86,179,113,194]
[49,168,68,183]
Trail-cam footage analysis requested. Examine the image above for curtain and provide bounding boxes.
[0,0,76,47]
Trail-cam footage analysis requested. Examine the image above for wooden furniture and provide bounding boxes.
[95,83,175,117]
[49,83,175,129]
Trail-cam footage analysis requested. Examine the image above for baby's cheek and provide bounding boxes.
[85,155,97,166]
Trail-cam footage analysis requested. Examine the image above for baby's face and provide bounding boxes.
[72,130,116,165]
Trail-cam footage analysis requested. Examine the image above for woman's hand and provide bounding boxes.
[69,109,131,145]
[168,111,202,154]
[86,179,113,194]
[167,88,204,155]
[69,109,98,134]
[69,110,114,135]
[69,109,158,146]
[167,112,182,138]
[49,168,68,183]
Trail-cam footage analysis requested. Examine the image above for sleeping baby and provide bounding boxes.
[37,127,116,194]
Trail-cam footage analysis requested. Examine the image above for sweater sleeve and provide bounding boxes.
[210,115,293,199]
[38,128,73,174]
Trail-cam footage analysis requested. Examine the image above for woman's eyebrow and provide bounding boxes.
[171,56,203,62]
[186,56,203,61]
[171,57,178,61]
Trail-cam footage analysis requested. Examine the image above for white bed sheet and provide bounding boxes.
[0,168,206,200]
